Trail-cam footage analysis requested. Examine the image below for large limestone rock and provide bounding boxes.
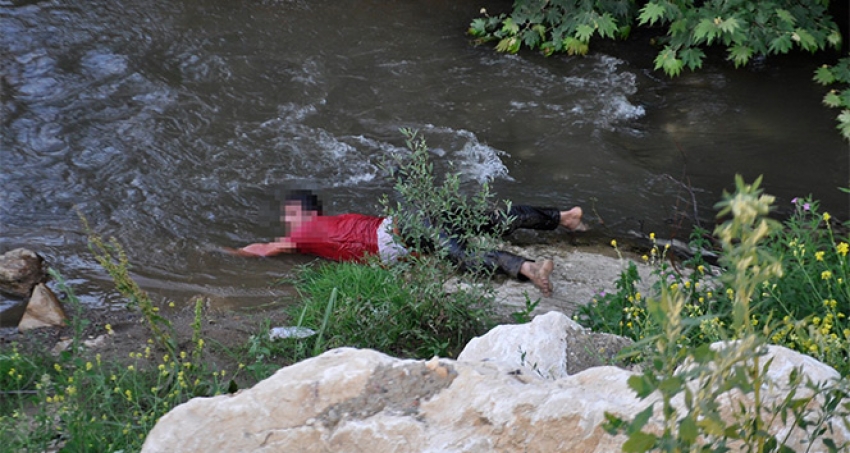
[18,283,66,331]
[458,311,633,377]
[0,248,46,298]
[142,343,847,452]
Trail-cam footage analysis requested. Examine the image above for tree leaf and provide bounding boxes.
[622,431,658,453]
[769,34,793,54]
[576,24,595,42]
[532,23,547,39]
[718,17,741,35]
[655,47,684,77]
[495,37,519,53]
[501,17,519,35]
[794,28,818,52]
[693,19,718,45]
[679,47,705,71]
[827,30,842,48]
[680,414,698,443]
[775,8,796,25]
[563,36,589,55]
[814,65,836,85]
[638,2,666,26]
[628,374,656,398]
[628,404,655,435]
[698,413,727,437]
[691,342,715,363]
[823,91,841,108]
[838,110,850,140]
[521,28,542,48]
[468,18,488,37]
[728,45,753,68]
[669,19,688,37]
[597,13,618,39]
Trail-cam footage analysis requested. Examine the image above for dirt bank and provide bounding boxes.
[0,234,657,377]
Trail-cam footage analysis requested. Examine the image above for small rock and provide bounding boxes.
[18,283,67,331]
[52,334,110,355]
[457,311,633,378]
[52,338,73,355]
[84,334,109,348]
[0,248,47,298]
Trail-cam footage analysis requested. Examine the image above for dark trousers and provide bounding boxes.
[414,206,560,280]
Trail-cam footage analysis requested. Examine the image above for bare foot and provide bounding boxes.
[521,259,554,297]
[560,207,588,232]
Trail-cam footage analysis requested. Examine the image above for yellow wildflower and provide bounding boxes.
[822,270,833,280]
[838,242,849,256]
[610,239,617,248]
[815,251,825,261]
[824,212,831,222]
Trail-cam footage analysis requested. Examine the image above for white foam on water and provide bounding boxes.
[487,53,645,131]
[234,105,514,190]
[411,124,513,184]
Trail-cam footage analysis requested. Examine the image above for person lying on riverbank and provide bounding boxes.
[226,190,587,296]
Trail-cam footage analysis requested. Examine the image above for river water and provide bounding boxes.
[1,0,848,316]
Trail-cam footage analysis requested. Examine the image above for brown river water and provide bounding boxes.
[1,0,848,319]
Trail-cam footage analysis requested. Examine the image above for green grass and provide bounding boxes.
[280,260,497,359]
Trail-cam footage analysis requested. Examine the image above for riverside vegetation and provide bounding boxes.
[468,0,850,140]
[1,135,849,451]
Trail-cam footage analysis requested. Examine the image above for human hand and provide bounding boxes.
[220,246,259,257]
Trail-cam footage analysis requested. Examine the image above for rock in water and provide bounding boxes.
[0,248,46,298]
[18,283,67,331]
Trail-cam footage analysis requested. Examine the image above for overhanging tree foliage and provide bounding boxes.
[469,0,849,140]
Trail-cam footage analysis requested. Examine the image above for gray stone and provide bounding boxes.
[0,248,46,298]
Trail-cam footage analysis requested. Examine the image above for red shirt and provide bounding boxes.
[289,214,385,262]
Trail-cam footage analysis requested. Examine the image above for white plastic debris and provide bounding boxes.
[269,326,316,340]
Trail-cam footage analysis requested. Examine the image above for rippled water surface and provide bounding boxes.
[1,0,847,314]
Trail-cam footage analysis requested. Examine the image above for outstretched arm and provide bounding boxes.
[224,237,296,257]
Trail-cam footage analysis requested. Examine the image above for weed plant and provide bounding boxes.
[577,181,850,376]
[0,233,245,453]
[272,129,518,360]
[603,176,850,452]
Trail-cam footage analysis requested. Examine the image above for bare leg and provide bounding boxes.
[559,207,588,232]
[519,259,554,297]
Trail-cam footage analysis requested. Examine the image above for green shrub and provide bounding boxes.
[273,129,515,360]
[604,175,850,452]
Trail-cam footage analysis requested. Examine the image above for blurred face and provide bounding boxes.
[281,202,316,233]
